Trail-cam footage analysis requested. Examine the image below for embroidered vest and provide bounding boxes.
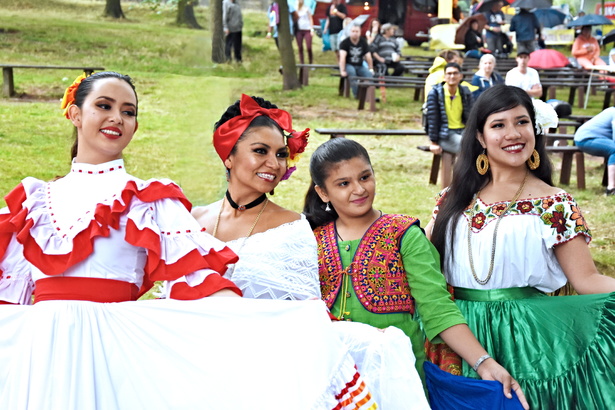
[315,214,418,314]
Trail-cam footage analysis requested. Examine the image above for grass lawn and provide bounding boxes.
[0,0,612,278]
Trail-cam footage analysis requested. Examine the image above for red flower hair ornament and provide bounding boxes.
[213,94,309,180]
[60,72,89,119]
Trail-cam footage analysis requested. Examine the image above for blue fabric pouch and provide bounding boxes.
[424,361,525,410]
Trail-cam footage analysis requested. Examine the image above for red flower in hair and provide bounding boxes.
[281,128,309,181]
[287,128,310,160]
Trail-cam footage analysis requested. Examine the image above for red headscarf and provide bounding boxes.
[213,94,294,162]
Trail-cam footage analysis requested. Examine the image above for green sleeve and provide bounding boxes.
[400,225,466,341]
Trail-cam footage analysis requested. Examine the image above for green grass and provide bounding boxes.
[0,0,613,277]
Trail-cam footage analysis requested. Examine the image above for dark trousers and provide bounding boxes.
[225,31,242,62]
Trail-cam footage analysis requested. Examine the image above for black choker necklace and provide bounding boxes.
[225,191,267,211]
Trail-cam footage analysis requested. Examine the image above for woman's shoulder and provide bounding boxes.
[263,202,301,229]
[191,200,223,228]
[525,178,563,199]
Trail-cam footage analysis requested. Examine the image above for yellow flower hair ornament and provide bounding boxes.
[61,72,89,119]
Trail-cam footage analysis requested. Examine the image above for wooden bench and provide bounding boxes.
[544,133,586,189]
[1,64,105,97]
[296,64,338,86]
[355,77,425,111]
[417,145,455,187]
[313,128,453,186]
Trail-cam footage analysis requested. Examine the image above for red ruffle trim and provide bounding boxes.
[3,181,238,294]
[126,219,239,297]
[170,274,242,300]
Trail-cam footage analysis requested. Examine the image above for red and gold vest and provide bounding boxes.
[315,214,419,314]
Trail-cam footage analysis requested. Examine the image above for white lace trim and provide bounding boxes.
[224,216,321,301]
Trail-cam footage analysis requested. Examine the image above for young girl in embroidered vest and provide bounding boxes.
[426,84,615,409]
[303,137,528,408]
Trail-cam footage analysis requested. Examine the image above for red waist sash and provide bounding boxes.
[34,277,139,303]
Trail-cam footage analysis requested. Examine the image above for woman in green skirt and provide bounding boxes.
[427,84,615,409]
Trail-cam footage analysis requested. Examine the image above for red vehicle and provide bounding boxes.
[313,0,438,45]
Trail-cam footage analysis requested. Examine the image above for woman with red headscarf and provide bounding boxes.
[192,94,313,300]
[192,95,431,409]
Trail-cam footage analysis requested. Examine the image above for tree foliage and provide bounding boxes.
[104,0,125,19]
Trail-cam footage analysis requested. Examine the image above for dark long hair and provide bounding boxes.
[430,84,554,265]
[70,72,137,160]
[214,96,283,159]
[303,138,372,229]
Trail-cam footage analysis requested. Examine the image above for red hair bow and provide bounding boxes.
[213,94,294,162]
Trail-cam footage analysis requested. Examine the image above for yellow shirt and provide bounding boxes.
[444,86,464,130]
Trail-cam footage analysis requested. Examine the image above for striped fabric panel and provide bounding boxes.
[332,367,378,410]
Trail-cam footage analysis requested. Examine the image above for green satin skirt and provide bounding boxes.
[454,287,615,409]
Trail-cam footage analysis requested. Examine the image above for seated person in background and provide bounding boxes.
[426,62,474,187]
[366,19,381,45]
[424,50,463,102]
[505,51,542,98]
[371,23,404,76]
[339,24,375,98]
[574,107,615,195]
[572,25,606,69]
[471,53,504,99]
[464,19,488,59]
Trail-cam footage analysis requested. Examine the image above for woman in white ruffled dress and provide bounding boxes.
[192,94,430,409]
[0,74,393,410]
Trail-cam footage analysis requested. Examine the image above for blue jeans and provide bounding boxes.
[465,49,483,59]
[576,137,615,165]
[345,64,373,98]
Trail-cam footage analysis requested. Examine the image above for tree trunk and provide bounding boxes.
[104,0,125,19]
[277,0,301,90]
[211,0,226,63]
[177,0,203,29]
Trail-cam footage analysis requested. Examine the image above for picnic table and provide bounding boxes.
[1,64,105,97]
[584,64,615,109]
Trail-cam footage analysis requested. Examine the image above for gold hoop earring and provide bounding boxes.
[527,149,540,170]
[476,150,489,175]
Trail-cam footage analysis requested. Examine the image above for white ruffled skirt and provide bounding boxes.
[0,298,428,410]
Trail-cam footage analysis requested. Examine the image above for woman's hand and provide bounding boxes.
[477,359,529,409]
